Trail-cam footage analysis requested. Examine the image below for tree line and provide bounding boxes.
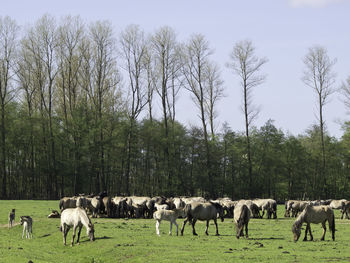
[1,15,350,200]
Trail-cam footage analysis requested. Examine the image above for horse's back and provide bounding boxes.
[188,202,216,220]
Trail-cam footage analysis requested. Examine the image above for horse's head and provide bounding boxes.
[291,223,301,242]
[211,202,225,222]
[87,223,95,241]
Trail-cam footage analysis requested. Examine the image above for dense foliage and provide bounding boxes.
[0,15,349,200]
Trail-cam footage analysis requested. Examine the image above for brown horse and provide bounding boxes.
[180,202,224,236]
[292,205,335,242]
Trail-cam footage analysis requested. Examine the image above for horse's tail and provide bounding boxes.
[331,211,335,241]
[59,199,64,211]
[184,203,192,223]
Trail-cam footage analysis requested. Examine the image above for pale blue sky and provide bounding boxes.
[2,0,350,137]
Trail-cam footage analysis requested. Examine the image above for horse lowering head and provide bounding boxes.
[292,223,301,242]
[87,223,95,241]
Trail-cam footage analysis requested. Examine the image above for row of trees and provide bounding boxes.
[1,15,350,200]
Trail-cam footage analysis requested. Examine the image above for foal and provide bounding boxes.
[8,209,15,228]
[20,216,33,239]
[153,208,185,236]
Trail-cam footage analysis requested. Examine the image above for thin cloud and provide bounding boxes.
[289,0,345,8]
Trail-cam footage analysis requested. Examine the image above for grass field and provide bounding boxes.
[1,201,350,263]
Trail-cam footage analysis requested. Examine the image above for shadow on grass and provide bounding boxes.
[248,237,284,240]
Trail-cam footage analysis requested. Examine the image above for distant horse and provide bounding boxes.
[181,202,224,236]
[60,207,95,246]
[8,209,15,228]
[48,210,60,218]
[153,208,186,236]
[234,204,250,239]
[253,199,277,219]
[292,205,335,242]
[330,199,348,219]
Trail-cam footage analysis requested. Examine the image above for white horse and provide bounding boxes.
[153,208,186,236]
[60,207,95,246]
[20,216,33,239]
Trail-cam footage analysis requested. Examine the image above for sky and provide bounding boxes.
[1,0,350,138]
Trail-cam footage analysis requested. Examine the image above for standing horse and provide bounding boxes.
[180,202,224,236]
[60,207,95,246]
[153,208,186,236]
[291,205,335,242]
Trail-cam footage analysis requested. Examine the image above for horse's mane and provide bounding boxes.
[292,208,306,231]
[209,201,222,210]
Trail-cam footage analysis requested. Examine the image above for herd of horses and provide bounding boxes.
[56,193,349,245]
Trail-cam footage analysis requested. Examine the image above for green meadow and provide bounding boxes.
[0,201,350,263]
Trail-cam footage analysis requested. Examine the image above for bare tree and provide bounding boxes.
[57,15,85,196]
[302,45,336,196]
[204,62,224,138]
[340,76,350,114]
[120,24,148,195]
[0,16,19,198]
[151,26,180,192]
[227,40,267,196]
[87,20,120,193]
[182,34,215,196]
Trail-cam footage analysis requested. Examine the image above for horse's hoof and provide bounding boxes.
[205,232,209,236]
[215,233,220,236]
[193,233,198,236]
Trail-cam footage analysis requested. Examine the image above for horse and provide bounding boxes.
[329,199,348,219]
[48,210,60,218]
[59,196,87,212]
[253,199,277,219]
[286,200,309,217]
[8,209,15,228]
[291,205,335,242]
[180,201,224,236]
[236,200,261,218]
[153,208,186,236]
[20,216,33,239]
[60,207,95,246]
[234,204,250,239]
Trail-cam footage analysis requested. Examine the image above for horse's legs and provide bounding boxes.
[245,223,249,238]
[22,226,24,239]
[214,219,219,236]
[71,225,77,246]
[308,224,313,241]
[320,222,326,241]
[169,221,173,235]
[76,225,83,244]
[180,218,188,236]
[261,209,265,218]
[63,225,67,245]
[205,220,209,235]
[174,220,179,236]
[156,220,160,236]
[303,224,309,241]
[191,219,198,236]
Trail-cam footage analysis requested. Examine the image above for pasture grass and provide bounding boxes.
[0,201,350,262]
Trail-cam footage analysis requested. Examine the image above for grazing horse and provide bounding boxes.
[292,205,335,242]
[180,202,224,236]
[234,204,250,239]
[60,207,95,246]
[253,199,277,219]
[153,208,186,236]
